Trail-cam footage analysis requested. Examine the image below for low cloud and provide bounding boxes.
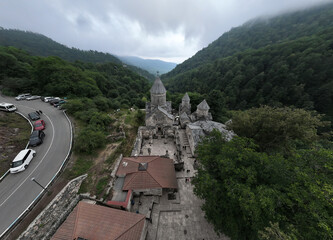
[0,0,331,63]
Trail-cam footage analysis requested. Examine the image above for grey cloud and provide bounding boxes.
[0,0,332,63]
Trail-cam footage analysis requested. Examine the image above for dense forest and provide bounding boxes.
[164,3,333,78]
[193,106,333,240]
[0,28,155,81]
[0,46,150,108]
[162,2,333,126]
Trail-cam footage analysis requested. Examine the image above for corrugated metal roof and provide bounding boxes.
[150,77,166,94]
[51,202,145,240]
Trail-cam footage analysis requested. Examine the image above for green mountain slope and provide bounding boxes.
[0,46,150,108]
[0,28,156,81]
[0,28,121,64]
[119,56,177,74]
[164,2,333,79]
[163,3,333,124]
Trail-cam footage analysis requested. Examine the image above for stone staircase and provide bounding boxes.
[180,131,189,147]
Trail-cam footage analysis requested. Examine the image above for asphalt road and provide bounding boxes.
[0,95,72,236]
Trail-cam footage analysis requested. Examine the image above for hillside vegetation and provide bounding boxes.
[119,55,177,75]
[164,3,333,78]
[0,28,121,64]
[0,46,150,108]
[0,28,155,81]
[163,3,333,125]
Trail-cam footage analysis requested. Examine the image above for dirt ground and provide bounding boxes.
[0,112,31,176]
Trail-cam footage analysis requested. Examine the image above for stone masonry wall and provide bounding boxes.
[18,174,87,240]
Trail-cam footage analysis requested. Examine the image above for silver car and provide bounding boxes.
[26,95,41,101]
[15,93,31,100]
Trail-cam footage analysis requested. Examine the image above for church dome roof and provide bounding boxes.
[150,77,166,94]
[182,93,190,101]
[197,99,210,110]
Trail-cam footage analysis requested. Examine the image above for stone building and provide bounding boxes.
[191,99,212,121]
[114,156,178,196]
[186,120,235,156]
[179,92,191,116]
[145,76,174,133]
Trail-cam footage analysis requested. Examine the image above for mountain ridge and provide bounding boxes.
[118,55,177,75]
[163,2,333,79]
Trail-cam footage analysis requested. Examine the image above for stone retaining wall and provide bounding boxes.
[18,174,87,240]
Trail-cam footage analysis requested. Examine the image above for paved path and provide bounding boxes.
[0,95,72,237]
[135,135,228,240]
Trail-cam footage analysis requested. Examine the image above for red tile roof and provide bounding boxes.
[116,156,178,190]
[51,201,145,240]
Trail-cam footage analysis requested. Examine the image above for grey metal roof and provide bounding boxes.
[197,99,210,110]
[150,77,166,94]
[182,93,190,102]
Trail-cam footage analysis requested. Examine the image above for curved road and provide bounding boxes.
[0,95,72,237]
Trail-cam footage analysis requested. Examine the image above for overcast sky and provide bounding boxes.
[0,0,331,63]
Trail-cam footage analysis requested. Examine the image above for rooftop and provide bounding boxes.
[182,93,190,102]
[116,156,178,190]
[197,99,210,110]
[51,201,145,240]
[150,77,166,94]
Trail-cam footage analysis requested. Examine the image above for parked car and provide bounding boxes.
[28,112,40,121]
[0,102,17,112]
[15,93,31,101]
[26,95,41,101]
[33,120,46,130]
[49,98,61,105]
[28,130,45,147]
[42,96,54,102]
[10,149,36,173]
[54,100,67,108]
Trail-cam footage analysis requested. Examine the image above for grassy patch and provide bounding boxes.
[96,176,109,196]
[66,157,93,179]
[0,112,30,175]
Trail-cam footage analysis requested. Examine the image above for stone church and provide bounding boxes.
[145,76,174,133]
[132,75,234,158]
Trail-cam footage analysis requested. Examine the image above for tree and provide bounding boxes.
[228,106,329,153]
[192,130,333,240]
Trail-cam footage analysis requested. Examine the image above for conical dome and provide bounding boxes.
[197,99,210,110]
[150,77,166,94]
[182,93,190,102]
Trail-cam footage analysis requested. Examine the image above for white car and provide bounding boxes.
[15,93,31,101]
[0,102,17,112]
[26,95,41,101]
[43,97,55,102]
[10,149,36,173]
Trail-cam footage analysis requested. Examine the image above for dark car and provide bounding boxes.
[49,98,60,105]
[28,112,40,121]
[28,130,45,147]
[53,100,67,108]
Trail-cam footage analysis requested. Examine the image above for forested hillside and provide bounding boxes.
[0,28,155,81]
[0,46,150,108]
[163,3,333,125]
[0,28,121,64]
[119,56,177,74]
[164,2,333,78]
